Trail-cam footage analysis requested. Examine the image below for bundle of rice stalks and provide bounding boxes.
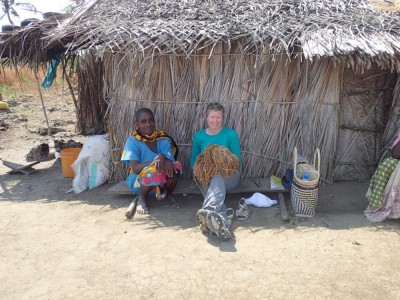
[193,144,239,186]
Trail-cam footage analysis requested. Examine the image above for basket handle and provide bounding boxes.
[313,148,321,173]
[293,146,299,180]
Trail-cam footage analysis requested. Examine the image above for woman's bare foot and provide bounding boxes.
[137,197,149,214]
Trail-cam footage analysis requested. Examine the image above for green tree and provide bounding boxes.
[0,0,37,25]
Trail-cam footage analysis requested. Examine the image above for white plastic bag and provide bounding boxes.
[244,192,277,207]
[71,134,110,193]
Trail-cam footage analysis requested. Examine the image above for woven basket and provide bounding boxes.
[290,147,321,217]
[290,180,318,217]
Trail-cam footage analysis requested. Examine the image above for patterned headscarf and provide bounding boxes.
[131,129,179,160]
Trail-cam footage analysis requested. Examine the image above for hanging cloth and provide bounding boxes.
[41,59,60,88]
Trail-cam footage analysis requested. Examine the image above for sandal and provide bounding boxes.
[227,208,234,220]
[235,198,250,221]
[226,208,234,229]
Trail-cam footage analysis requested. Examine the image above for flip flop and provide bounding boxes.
[226,208,234,228]
[235,198,250,221]
[227,208,234,220]
[207,211,232,241]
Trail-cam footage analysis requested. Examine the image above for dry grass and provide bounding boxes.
[0,67,43,90]
[0,66,72,90]
[45,0,400,71]
[193,145,239,186]
[1,64,76,87]
[0,65,77,111]
[371,0,400,12]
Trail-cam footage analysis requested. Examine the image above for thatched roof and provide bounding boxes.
[45,0,400,69]
[0,13,72,66]
[0,0,399,69]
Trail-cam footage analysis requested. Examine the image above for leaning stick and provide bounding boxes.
[125,196,138,220]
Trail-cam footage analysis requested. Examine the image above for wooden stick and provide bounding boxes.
[278,192,290,222]
[33,70,50,135]
[125,196,138,220]
[62,58,79,113]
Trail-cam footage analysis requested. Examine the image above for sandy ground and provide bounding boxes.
[1,94,400,299]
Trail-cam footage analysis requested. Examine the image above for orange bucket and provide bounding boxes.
[60,148,82,178]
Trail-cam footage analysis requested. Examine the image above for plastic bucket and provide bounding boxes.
[60,148,82,178]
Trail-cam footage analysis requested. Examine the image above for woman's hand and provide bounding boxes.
[153,153,167,172]
[153,154,175,177]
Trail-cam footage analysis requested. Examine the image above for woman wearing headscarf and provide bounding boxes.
[121,108,182,214]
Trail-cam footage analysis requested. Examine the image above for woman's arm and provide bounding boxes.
[153,139,176,176]
[130,160,152,174]
[122,137,155,174]
[130,154,175,176]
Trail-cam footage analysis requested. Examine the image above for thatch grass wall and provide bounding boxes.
[76,50,107,134]
[100,43,373,183]
[68,40,397,184]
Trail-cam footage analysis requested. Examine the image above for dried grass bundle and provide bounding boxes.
[193,144,239,186]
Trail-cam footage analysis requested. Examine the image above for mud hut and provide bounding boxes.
[4,0,400,183]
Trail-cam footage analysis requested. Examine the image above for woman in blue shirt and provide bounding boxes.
[190,103,241,241]
[121,108,182,214]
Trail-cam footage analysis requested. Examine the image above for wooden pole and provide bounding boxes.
[278,192,290,222]
[62,58,79,113]
[33,71,50,135]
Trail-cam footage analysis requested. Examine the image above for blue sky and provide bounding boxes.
[1,0,74,27]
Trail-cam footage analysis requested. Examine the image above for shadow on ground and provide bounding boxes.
[1,159,399,234]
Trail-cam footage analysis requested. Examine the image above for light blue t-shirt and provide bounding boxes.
[121,137,175,165]
[190,127,241,168]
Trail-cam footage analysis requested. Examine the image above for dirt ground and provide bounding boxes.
[1,90,400,300]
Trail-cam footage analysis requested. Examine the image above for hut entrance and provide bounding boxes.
[334,66,398,181]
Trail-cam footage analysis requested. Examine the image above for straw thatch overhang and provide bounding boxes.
[48,0,400,70]
[0,13,72,67]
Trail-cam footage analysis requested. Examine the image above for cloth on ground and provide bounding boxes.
[244,192,277,207]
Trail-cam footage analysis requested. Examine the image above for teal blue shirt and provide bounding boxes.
[190,127,241,168]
